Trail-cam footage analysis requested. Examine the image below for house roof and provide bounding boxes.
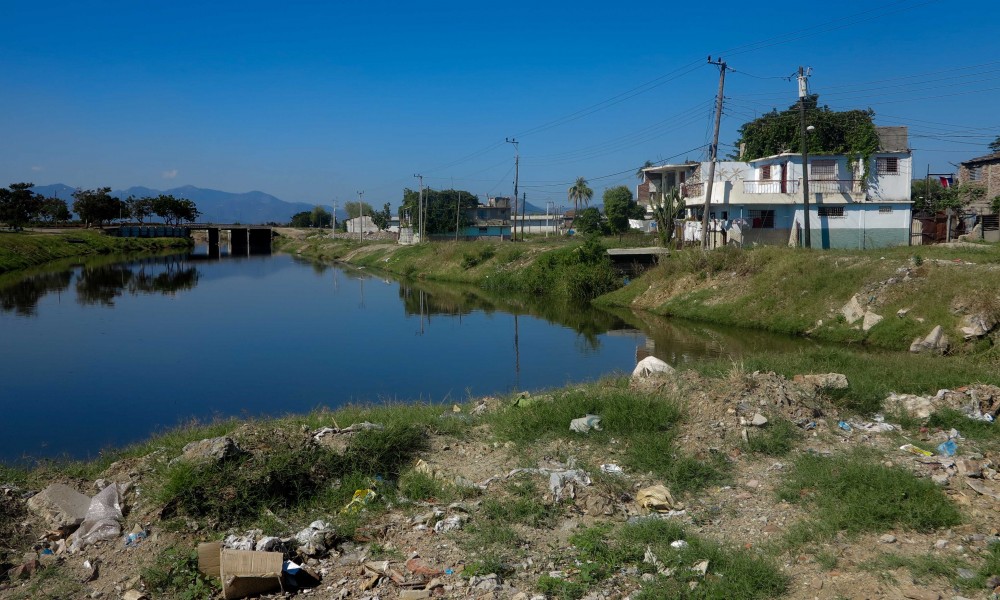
[961,152,1000,166]
[876,126,909,152]
[641,163,696,175]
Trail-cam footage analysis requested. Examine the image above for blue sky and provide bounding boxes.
[2,0,998,210]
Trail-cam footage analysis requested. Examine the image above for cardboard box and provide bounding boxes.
[197,542,283,600]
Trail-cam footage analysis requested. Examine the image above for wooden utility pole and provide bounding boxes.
[701,57,727,250]
[798,66,812,248]
[455,185,461,242]
[413,174,423,242]
[506,138,519,241]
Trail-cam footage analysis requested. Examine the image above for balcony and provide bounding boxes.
[742,179,862,195]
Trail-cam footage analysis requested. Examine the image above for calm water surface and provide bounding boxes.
[0,250,813,462]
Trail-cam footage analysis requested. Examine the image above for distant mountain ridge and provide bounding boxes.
[28,183,335,225]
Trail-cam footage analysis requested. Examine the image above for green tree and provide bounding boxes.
[734,95,880,182]
[344,201,374,219]
[911,179,986,214]
[39,197,71,224]
[567,177,593,216]
[371,202,392,231]
[310,206,332,228]
[650,188,682,247]
[151,195,200,225]
[72,187,120,228]
[574,207,605,234]
[602,185,635,238]
[399,189,478,234]
[989,135,1000,153]
[126,196,154,224]
[0,183,44,230]
[290,211,312,227]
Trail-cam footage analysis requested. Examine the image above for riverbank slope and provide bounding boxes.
[0,230,192,275]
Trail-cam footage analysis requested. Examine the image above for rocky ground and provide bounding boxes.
[4,367,1000,600]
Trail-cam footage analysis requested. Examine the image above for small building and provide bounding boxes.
[345,215,380,234]
[459,196,512,240]
[957,152,1000,214]
[671,126,913,249]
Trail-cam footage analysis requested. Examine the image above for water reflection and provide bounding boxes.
[0,255,200,314]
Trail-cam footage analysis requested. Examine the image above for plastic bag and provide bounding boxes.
[68,484,122,552]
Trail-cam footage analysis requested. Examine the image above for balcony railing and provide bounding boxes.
[742,179,862,195]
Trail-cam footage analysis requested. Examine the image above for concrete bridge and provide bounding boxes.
[113,224,273,255]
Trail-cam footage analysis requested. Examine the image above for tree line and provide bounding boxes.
[0,183,200,231]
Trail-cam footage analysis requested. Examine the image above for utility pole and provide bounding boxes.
[332,200,338,233]
[506,138,519,242]
[357,190,365,242]
[701,56,727,250]
[521,192,526,240]
[413,174,423,242]
[798,66,813,248]
[455,187,461,242]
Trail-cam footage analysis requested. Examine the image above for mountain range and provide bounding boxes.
[28,183,560,224]
[29,184,335,225]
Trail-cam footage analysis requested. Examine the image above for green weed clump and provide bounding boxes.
[141,547,220,600]
[744,419,801,456]
[481,236,622,302]
[154,424,426,528]
[539,520,786,599]
[777,449,961,546]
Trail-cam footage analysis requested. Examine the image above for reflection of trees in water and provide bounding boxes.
[397,279,630,350]
[76,259,199,306]
[0,255,200,313]
[0,271,72,316]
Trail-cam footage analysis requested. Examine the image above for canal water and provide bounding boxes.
[0,249,812,463]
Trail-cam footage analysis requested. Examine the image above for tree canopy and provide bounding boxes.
[370,202,392,231]
[0,183,44,230]
[151,195,200,226]
[344,201,374,219]
[602,185,639,237]
[567,177,593,216]
[733,95,881,181]
[573,207,605,235]
[911,179,986,214]
[290,206,332,228]
[399,188,478,234]
[72,187,122,228]
[990,135,1000,154]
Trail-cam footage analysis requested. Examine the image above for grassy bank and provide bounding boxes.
[0,230,192,275]
[6,358,1000,599]
[597,243,1000,354]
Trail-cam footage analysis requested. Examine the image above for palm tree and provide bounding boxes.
[636,160,654,181]
[567,177,594,217]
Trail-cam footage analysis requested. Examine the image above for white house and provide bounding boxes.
[642,127,913,249]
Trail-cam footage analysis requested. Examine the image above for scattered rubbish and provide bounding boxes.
[341,488,377,514]
[26,483,91,530]
[670,540,689,549]
[198,542,285,600]
[637,485,684,513]
[434,515,465,533]
[900,444,933,457]
[691,560,710,577]
[838,421,852,432]
[849,416,897,433]
[68,484,123,552]
[225,530,260,551]
[569,414,602,434]
[632,356,675,378]
[282,559,321,592]
[937,439,958,457]
[82,559,99,583]
[295,520,335,556]
[967,479,1000,500]
[124,529,148,547]
[444,568,455,575]
[549,469,591,502]
[643,546,673,576]
[798,421,817,431]
[313,422,384,443]
[600,463,624,475]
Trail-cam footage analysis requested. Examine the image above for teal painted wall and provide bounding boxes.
[824,228,909,249]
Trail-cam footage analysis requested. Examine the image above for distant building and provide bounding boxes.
[459,196,512,240]
[345,215,380,234]
[957,152,1000,214]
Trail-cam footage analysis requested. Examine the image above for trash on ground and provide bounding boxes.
[900,444,933,457]
[295,520,335,556]
[341,488,377,514]
[549,469,591,502]
[670,540,689,549]
[68,483,123,552]
[600,463,624,475]
[838,421,852,432]
[632,356,675,379]
[569,414,602,434]
[124,528,148,547]
[198,542,285,599]
[282,559,321,592]
[937,439,958,457]
[434,515,465,533]
[636,485,684,513]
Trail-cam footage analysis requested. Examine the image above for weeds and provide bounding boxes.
[744,418,801,456]
[777,449,961,547]
[141,546,219,600]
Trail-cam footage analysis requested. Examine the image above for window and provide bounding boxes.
[879,206,892,214]
[818,206,845,218]
[761,165,771,180]
[748,209,775,229]
[876,157,899,175]
[969,165,983,181]
[810,160,837,179]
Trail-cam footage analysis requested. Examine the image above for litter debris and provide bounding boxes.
[632,356,675,379]
[900,444,933,457]
[295,520,335,556]
[198,542,285,600]
[67,483,123,552]
[549,469,591,502]
[937,439,958,457]
[569,414,602,434]
[434,515,465,533]
[600,464,624,475]
[636,485,684,513]
[341,488,377,514]
[124,528,148,547]
[691,560,710,577]
[838,421,853,432]
[670,540,689,549]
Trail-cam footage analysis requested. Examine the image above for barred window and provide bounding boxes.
[879,206,892,214]
[748,209,775,229]
[818,206,845,218]
[810,160,837,179]
[876,157,899,175]
[969,166,982,181]
[761,165,771,179]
